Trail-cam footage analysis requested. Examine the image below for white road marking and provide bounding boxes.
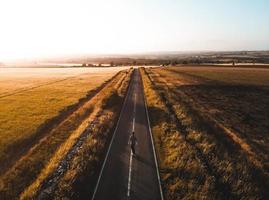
[127,93,136,197]
[127,151,133,197]
[91,72,133,200]
[132,117,135,133]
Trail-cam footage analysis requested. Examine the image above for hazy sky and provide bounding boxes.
[0,0,269,60]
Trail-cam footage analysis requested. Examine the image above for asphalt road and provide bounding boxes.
[92,69,163,200]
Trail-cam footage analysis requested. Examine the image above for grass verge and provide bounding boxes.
[141,67,269,199]
[0,69,131,199]
[20,69,132,200]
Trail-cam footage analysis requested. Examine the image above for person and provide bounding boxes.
[129,131,138,155]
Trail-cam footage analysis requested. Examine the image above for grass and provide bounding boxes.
[140,68,217,199]
[158,66,269,171]
[51,72,132,200]
[20,69,132,200]
[167,66,269,86]
[141,66,269,199]
[0,67,130,199]
[0,69,119,173]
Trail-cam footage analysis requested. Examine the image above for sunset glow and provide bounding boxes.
[0,0,268,61]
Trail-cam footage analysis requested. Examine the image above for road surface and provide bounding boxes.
[92,69,163,200]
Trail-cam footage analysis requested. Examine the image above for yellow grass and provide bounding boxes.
[140,68,216,199]
[167,66,269,86]
[155,67,269,171]
[143,67,269,199]
[0,68,122,166]
[20,69,132,199]
[0,67,130,199]
[52,71,132,199]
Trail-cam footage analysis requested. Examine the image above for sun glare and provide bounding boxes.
[0,0,268,61]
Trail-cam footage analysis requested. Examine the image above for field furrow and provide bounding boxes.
[0,68,132,199]
[141,67,269,199]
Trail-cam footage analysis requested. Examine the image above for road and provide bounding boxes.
[92,69,163,200]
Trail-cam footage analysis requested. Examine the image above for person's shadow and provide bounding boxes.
[134,154,155,168]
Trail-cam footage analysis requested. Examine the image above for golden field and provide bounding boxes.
[141,66,269,199]
[0,67,127,171]
[0,67,130,199]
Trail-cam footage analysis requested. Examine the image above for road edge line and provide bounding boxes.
[140,69,165,200]
[91,70,133,200]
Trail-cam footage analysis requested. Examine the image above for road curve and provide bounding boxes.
[92,69,163,200]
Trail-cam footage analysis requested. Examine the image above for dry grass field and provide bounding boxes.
[0,67,128,170]
[0,67,131,199]
[141,66,269,199]
[20,69,133,200]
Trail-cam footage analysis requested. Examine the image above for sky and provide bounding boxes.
[0,0,269,61]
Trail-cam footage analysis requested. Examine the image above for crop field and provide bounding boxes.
[141,66,269,199]
[0,67,124,170]
[0,67,131,199]
[1,65,268,199]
